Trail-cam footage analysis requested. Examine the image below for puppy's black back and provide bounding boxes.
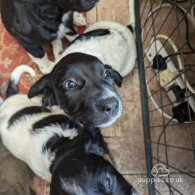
[0,0,63,57]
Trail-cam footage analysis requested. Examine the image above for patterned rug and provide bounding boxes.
[0,18,85,195]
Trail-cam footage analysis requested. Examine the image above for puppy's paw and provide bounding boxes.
[73,11,87,27]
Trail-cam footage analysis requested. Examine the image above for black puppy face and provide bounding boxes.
[29,53,123,128]
[55,0,99,11]
[50,153,138,195]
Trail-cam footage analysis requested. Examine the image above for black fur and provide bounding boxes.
[0,0,98,58]
[8,106,50,127]
[3,75,138,194]
[35,114,109,156]
[43,134,70,154]
[44,130,109,158]
[28,53,123,128]
[127,24,134,33]
[6,80,18,97]
[31,113,108,156]
[68,29,111,46]
[2,102,138,195]
[32,114,73,131]
[84,128,109,156]
[49,132,138,195]
[104,64,123,87]
[1,98,138,195]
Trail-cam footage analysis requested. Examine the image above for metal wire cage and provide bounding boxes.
[135,0,195,194]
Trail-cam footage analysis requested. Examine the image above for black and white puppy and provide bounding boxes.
[0,0,99,73]
[29,52,123,128]
[28,21,136,128]
[0,66,139,195]
[35,21,137,75]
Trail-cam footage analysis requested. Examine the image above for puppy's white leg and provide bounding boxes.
[52,39,63,60]
[28,53,55,74]
[73,11,87,27]
[0,97,3,105]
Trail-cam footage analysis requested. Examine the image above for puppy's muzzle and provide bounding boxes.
[98,97,119,116]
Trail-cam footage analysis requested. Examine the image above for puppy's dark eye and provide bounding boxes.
[103,70,112,79]
[63,80,77,89]
[104,175,112,190]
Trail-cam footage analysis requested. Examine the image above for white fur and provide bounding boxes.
[10,65,36,84]
[52,39,63,59]
[99,87,123,128]
[58,11,86,39]
[30,11,86,74]
[0,94,78,181]
[58,12,74,39]
[73,12,87,26]
[60,177,85,195]
[55,21,137,77]
[0,97,3,105]
[31,21,136,76]
[28,53,54,74]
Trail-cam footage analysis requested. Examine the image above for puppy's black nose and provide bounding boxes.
[99,97,119,114]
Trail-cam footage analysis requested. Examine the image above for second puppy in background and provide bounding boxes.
[0,0,99,73]
[35,21,137,75]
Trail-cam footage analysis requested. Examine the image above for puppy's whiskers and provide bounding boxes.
[70,112,82,125]
[70,112,81,121]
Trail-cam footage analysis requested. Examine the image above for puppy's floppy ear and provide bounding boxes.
[85,129,109,156]
[28,74,50,98]
[104,64,123,87]
[28,74,57,108]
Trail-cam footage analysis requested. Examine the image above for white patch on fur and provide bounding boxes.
[65,34,78,42]
[52,39,63,59]
[0,97,3,105]
[57,11,75,39]
[55,21,136,77]
[10,65,36,85]
[73,12,87,26]
[57,23,71,39]
[28,53,55,74]
[60,177,85,195]
[99,87,123,128]
[61,11,71,23]
[0,94,78,181]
